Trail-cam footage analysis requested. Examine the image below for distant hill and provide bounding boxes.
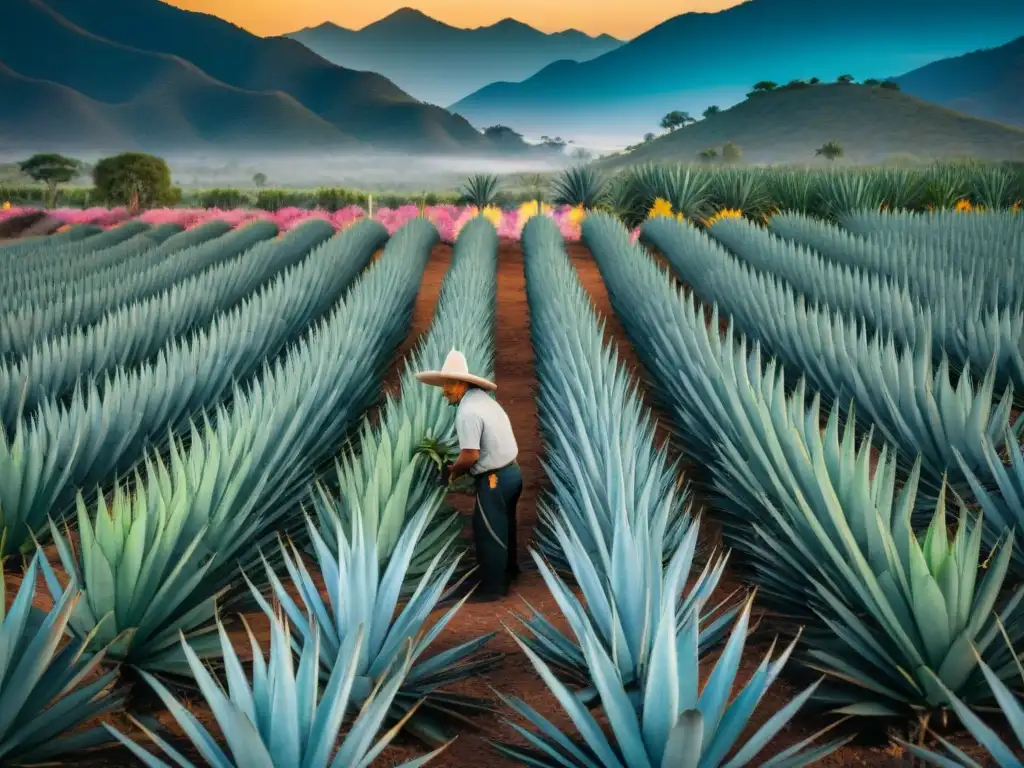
[895,36,1024,128]
[0,0,499,153]
[285,8,622,107]
[600,83,1024,166]
[450,0,1024,146]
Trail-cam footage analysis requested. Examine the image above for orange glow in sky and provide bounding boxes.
[163,0,745,39]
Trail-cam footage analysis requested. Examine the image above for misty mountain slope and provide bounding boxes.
[602,84,1024,166]
[37,0,492,150]
[895,36,1024,128]
[286,8,622,107]
[450,0,1024,144]
[0,0,357,152]
[0,61,132,150]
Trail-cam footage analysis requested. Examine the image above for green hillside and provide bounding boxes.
[603,82,1024,166]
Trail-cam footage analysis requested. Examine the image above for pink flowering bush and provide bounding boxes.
[5,204,590,242]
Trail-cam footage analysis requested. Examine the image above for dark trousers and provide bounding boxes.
[472,463,522,595]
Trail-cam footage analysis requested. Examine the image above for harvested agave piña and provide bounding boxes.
[317,215,498,581]
[250,502,498,747]
[104,611,448,767]
[0,553,123,765]
[41,220,437,673]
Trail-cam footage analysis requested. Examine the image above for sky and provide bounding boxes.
[163,0,745,39]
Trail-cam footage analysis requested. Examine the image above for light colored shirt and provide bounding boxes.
[455,388,518,475]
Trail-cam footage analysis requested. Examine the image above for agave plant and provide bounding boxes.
[459,173,501,208]
[494,592,849,766]
[513,511,739,706]
[1,553,123,765]
[624,163,713,223]
[248,502,500,747]
[897,648,1024,766]
[104,610,448,767]
[550,165,609,210]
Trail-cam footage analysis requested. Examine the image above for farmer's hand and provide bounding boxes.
[436,463,452,488]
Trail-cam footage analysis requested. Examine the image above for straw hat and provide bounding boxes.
[416,349,496,391]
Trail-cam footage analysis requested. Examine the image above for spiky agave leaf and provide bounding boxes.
[550,165,609,210]
[314,216,497,580]
[249,501,500,748]
[896,647,1024,767]
[0,553,124,765]
[493,595,850,767]
[104,612,448,767]
[955,428,1024,577]
[513,512,738,706]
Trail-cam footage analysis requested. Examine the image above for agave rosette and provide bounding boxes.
[494,593,848,766]
[250,501,499,747]
[514,508,737,706]
[0,218,389,558]
[0,553,124,765]
[105,610,447,767]
[641,215,1023,503]
[520,214,692,570]
[583,212,1024,717]
[317,216,498,579]
[39,220,438,672]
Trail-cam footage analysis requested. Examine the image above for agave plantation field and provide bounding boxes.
[1,165,1024,768]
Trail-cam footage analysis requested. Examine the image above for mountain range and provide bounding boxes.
[449,0,1024,145]
[895,35,1024,129]
[286,9,622,108]
[604,82,1024,166]
[0,0,501,154]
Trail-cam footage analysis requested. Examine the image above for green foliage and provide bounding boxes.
[199,187,249,208]
[702,105,721,118]
[721,140,743,164]
[458,173,502,208]
[17,153,81,207]
[252,171,267,187]
[659,110,694,132]
[815,140,845,160]
[92,152,175,211]
[550,165,609,209]
[697,147,719,162]
[751,80,777,92]
[837,73,855,83]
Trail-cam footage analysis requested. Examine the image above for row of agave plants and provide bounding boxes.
[458,161,1024,231]
[0,218,503,764]
[581,209,1024,765]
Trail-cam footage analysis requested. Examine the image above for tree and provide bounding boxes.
[484,125,524,141]
[879,80,901,91]
[863,78,881,86]
[815,141,844,161]
[93,152,175,213]
[751,81,777,92]
[643,132,656,143]
[18,153,81,208]
[836,74,854,83]
[570,146,593,162]
[722,141,742,164]
[697,147,719,162]
[538,135,568,152]
[659,111,694,132]
[702,105,721,118]
[252,172,267,188]
[808,77,821,84]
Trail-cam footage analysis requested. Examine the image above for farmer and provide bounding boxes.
[416,349,522,603]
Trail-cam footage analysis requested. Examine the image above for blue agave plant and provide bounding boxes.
[247,501,500,747]
[104,608,446,767]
